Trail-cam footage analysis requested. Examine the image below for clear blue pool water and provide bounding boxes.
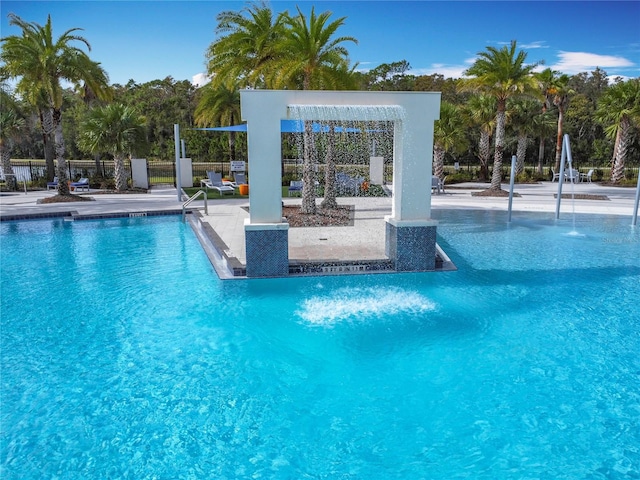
[1,211,639,479]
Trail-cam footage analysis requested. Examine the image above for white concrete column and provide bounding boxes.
[130,158,148,189]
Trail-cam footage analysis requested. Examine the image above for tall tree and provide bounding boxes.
[508,98,540,175]
[464,94,496,181]
[530,108,557,175]
[595,79,640,184]
[206,1,285,89]
[0,90,25,191]
[275,6,358,214]
[433,102,467,181]
[16,82,56,180]
[537,68,574,172]
[194,83,241,167]
[460,40,540,191]
[364,60,414,91]
[1,14,111,195]
[79,103,147,191]
[274,6,358,90]
[115,77,195,160]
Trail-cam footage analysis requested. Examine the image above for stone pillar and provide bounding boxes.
[385,218,438,271]
[244,221,289,277]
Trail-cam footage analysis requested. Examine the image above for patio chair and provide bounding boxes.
[551,169,562,182]
[335,172,363,196]
[580,169,594,183]
[288,180,303,196]
[431,175,446,194]
[70,178,90,192]
[566,169,580,183]
[47,176,58,190]
[202,171,234,195]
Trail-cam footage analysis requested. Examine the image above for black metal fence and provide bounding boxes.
[7,159,639,188]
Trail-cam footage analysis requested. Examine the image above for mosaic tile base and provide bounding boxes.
[385,223,437,271]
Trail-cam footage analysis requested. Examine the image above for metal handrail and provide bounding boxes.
[181,189,208,222]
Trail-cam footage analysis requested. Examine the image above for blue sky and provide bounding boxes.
[2,0,639,87]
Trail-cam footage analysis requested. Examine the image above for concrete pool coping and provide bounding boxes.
[2,182,638,278]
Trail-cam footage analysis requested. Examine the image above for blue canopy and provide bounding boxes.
[193,120,363,133]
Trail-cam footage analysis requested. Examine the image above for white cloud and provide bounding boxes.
[520,41,549,49]
[192,72,210,87]
[550,51,634,75]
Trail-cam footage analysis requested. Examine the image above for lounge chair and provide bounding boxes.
[288,180,303,196]
[47,176,58,190]
[232,173,247,187]
[70,178,90,192]
[551,169,561,182]
[202,171,234,195]
[223,172,247,189]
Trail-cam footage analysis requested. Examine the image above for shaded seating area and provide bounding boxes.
[552,168,580,183]
[70,178,90,191]
[336,172,365,196]
[201,171,234,195]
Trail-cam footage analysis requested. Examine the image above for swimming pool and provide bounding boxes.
[1,212,639,479]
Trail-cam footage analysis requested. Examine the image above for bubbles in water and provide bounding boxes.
[565,230,586,238]
[295,286,436,326]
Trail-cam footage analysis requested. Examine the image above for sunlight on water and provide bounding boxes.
[295,286,436,326]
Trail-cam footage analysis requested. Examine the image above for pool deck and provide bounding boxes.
[2,181,638,276]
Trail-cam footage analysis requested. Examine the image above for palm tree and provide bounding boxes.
[595,79,640,184]
[275,6,358,214]
[274,6,358,90]
[79,103,146,191]
[433,102,467,181]
[16,82,56,180]
[0,91,25,191]
[464,94,496,181]
[206,1,285,89]
[1,14,111,195]
[195,83,241,168]
[508,98,540,175]
[530,109,557,175]
[537,68,573,172]
[460,40,540,191]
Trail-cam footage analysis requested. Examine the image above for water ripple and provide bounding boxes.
[295,286,436,327]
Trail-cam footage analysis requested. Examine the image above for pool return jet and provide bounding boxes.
[240,90,441,277]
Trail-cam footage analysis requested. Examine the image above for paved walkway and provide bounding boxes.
[2,182,638,274]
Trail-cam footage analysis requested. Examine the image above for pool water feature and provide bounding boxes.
[1,212,639,478]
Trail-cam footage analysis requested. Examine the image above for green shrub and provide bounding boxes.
[593,169,604,182]
[445,171,474,183]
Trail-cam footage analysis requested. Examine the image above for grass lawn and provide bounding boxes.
[183,184,388,200]
[183,186,292,199]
